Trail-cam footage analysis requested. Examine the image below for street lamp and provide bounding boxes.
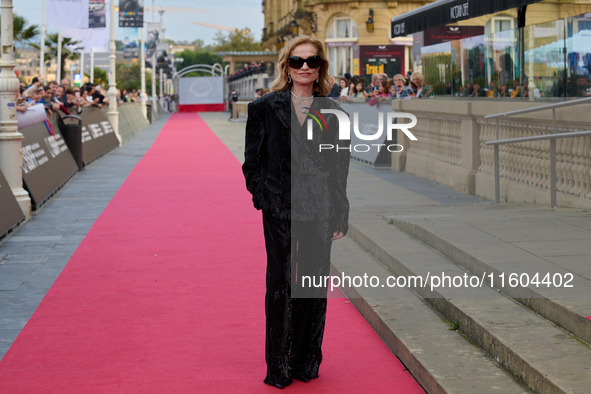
[366,9,374,33]
[107,0,120,142]
[290,20,299,36]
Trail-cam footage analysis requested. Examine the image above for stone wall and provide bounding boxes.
[392,98,591,208]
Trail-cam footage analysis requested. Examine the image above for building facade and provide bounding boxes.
[261,0,591,82]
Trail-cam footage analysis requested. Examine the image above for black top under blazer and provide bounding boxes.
[242,89,350,235]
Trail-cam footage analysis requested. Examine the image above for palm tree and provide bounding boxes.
[31,33,83,80]
[0,14,39,53]
[13,15,39,48]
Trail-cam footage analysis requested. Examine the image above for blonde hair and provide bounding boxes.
[271,35,332,97]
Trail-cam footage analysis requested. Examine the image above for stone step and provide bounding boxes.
[386,210,591,346]
[330,236,528,394]
[343,210,591,394]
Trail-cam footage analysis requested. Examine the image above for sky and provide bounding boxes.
[13,0,264,47]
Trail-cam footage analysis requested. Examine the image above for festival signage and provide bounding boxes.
[0,169,25,238]
[119,0,144,28]
[75,107,120,164]
[423,25,484,46]
[358,45,405,82]
[20,119,78,207]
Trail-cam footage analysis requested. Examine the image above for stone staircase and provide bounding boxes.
[331,208,591,394]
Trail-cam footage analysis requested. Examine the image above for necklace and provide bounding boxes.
[290,90,314,99]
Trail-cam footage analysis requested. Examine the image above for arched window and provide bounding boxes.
[325,16,358,77]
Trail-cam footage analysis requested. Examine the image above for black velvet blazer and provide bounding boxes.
[242,89,350,235]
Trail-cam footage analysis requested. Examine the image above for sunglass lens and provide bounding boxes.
[307,57,322,68]
[289,58,305,69]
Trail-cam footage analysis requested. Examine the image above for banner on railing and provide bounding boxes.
[76,107,120,164]
[0,169,25,238]
[20,118,78,207]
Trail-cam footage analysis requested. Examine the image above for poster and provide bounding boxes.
[119,0,144,28]
[146,22,161,58]
[89,0,106,28]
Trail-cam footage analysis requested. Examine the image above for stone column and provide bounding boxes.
[0,0,31,218]
[107,0,120,144]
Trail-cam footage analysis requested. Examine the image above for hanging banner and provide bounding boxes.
[89,0,107,28]
[123,39,140,59]
[119,0,144,27]
[62,0,110,52]
[146,22,161,58]
[0,169,25,238]
[47,0,90,29]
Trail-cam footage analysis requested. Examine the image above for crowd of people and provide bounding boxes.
[248,71,433,106]
[456,80,532,98]
[16,77,111,119]
[119,88,143,103]
[15,75,164,123]
[252,70,588,102]
[326,71,433,105]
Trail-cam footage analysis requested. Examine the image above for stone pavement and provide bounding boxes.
[0,115,170,359]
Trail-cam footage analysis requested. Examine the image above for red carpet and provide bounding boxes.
[0,113,422,393]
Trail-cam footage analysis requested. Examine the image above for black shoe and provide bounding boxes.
[263,376,293,389]
[292,372,318,383]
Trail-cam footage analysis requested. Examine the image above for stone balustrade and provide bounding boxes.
[391,99,591,208]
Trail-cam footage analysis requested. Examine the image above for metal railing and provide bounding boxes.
[484,96,591,207]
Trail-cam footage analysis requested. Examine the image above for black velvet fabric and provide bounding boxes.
[262,213,332,387]
[242,89,350,388]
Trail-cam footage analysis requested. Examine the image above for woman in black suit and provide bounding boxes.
[242,36,350,389]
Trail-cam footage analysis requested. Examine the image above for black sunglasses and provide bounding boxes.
[288,56,323,69]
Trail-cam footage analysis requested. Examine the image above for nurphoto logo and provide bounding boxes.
[305,109,418,153]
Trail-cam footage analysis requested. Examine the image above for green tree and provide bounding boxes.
[0,13,39,54]
[31,33,83,80]
[85,67,108,86]
[175,49,223,74]
[13,14,39,49]
[212,29,262,52]
[114,62,154,92]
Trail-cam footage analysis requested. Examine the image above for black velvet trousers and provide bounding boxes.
[262,211,332,386]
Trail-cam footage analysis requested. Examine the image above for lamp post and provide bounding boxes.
[159,68,163,101]
[0,0,31,217]
[40,0,46,78]
[107,0,120,143]
[140,26,147,119]
[152,51,156,117]
[90,47,94,83]
[56,28,63,82]
[366,9,374,33]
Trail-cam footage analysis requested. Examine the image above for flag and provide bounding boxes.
[47,0,90,29]
[62,0,110,53]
